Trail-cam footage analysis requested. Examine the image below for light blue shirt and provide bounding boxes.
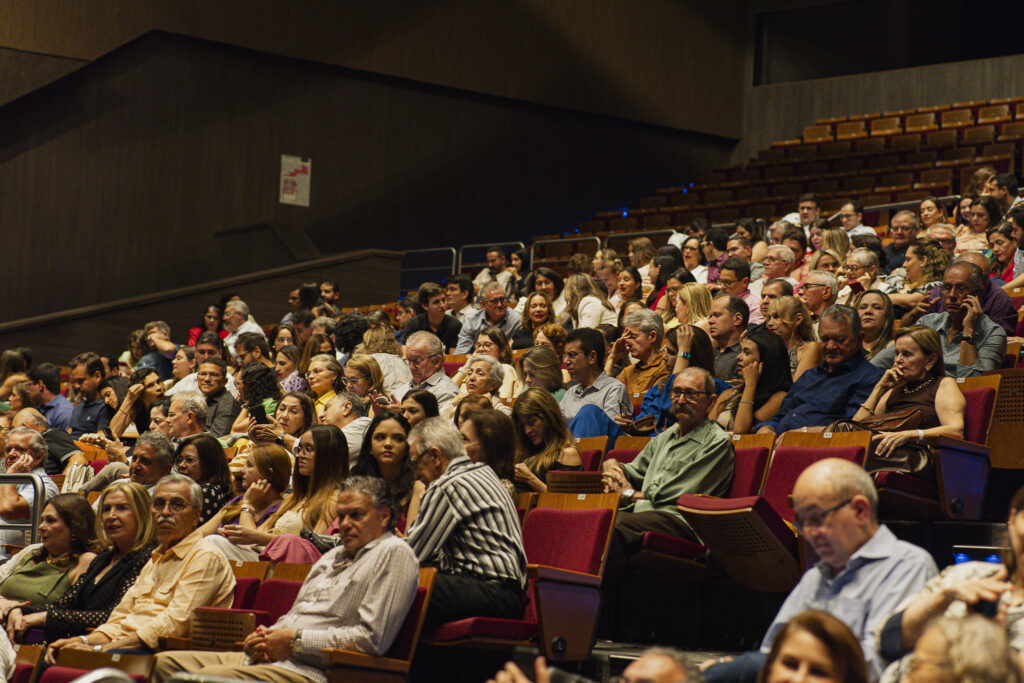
[870,311,1006,377]
[559,371,631,423]
[759,525,937,681]
[454,308,522,354]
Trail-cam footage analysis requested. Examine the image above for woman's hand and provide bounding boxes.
[740,361,762,388]
[877,367,904,394]
[872,430,917,457]
[105,436,128,464]
[218,524,268,546]
[124,383,144,405]
[248,416,283,444]
[513,463,542,491]
[943,565,1012,607]
[243,479,271,506]
[676,325,694,353]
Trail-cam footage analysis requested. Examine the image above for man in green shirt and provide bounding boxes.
[600,367,734,635]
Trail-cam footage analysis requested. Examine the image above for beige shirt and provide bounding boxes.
[94,529,234,648]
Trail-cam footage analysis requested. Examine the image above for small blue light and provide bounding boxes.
[622,209,628,217]
[954,553,969,564]
[574,228,579,233]
[683,188,688,194]
[987,554,1002,564]
[688,182,694,187]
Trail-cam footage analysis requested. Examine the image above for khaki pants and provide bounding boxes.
[152,651,309,683]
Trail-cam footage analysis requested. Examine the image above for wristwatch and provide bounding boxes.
[620,488,635,502]
[962,334,976,345]
[290,630,303,656]
[274,433,285,445]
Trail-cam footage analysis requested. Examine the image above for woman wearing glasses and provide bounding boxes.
[304,354,343,420]
[453,326,522,399]
[681,236,708,284]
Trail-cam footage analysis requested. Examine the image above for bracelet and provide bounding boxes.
[680,351,692,359]
[861,403,875,415]
[917,429,924,440]
[738,400,754,406]
[79,636,89,645]
[240,506,255,515]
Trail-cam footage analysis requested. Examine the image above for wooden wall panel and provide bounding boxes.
[0,251,401,365]
[0,33,732,325]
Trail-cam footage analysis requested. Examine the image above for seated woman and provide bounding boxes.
[351,412,423,533]
[400,389,439,428]
[0,350,30,403]
[681,236,708,284]
[852,325,964,459]
[988,221,1017,283]
[200,445,293,563]
[511,388,583,493]
[239,391,315,470]
[564,273,618,329]
[188,305,227,347]
[447,355,513,419]
[758,610,868,683]
[512,292,557,349]
[164,346,196,393]
[709,331,792,434]
[174,434,233,523]
[807,248,843,278]
[518,346,566,402]
[230,362,283,435]
[272,324,297,354]
[735,217,769,263]
[0,495,97,622]
[957,195,1000,255]
[460,409,517,499]
[854,290,895,360]
[109,367,165,439]
[453,394,494,426]
[672,282,712,338]
[275,344,307,393]
[305,354,344,420]
[919,195,949,231]
[8,482,157,643]
[766,296,821,381]
[454,328,522,399]
[515,268,567,321]
[6,382,30,412]
[613,266,644,312]
[343,354,387,406]
[885,238,949,317]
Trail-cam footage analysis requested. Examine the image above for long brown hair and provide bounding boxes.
[511,388,575,474]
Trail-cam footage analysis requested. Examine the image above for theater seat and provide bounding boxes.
[41,650,153,683]
[423,506,615,662]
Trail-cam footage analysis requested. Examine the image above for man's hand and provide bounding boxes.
[962,295,983,337]
[487,656,551,683]
[601,460,628,493]
[5,454,33,475]
[243,626,295,663]
[609,337,629,362]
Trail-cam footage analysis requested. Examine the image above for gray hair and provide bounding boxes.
[478,281,505,302]
[143,320,171,336]
[638,647,704,683]
[406,331,444,357]
[891,209,920,230]
[767,244,795,265]
[409,417,466,462]
[465,354,504,392]
[819,304,862,338]
[225,300,250,317]
[312,316,335,331]
[4,427,47,458]
[847,247,878,269]
[135,431,176,470]
[820,458,878,519]
[154,473,203,515]
[807,270,839,304]
[331,391,368,418]
[928,616,1024,683]
[947,260,986,293]
[310,354,343,373]
[677,367,715,395]
[14,409,48,431]
[171,392,207,426]
[338,475,399,532]
[927,223,956,239]
[623,309,665,345]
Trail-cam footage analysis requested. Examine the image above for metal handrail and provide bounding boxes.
[456,242,525,272]
[529,236,602,267]
[0,473,46,546]
[601,229,681,248]
[828,194,961,222]
[401,247,456,274]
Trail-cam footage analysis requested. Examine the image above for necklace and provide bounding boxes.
[903,375,935,393]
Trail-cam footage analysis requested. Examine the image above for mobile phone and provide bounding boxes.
[973,599,999,618]
[102,428,114,440]
[374,395,391,406]
[249,403,270,424]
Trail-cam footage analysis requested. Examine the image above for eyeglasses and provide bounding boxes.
[484,297,507,306]
[406,353,440,366]
[800,283,827,291]
[845,263,866,273]
[793,497,852,534]
[152,498,190,513]
[717,278,738,288]
[940,283,974,295]
[669,388,710,402]
[197,371,223,379]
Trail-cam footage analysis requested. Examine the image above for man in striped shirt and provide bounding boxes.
[406,417,527,627]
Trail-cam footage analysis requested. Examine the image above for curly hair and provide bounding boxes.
[239,362,283,406]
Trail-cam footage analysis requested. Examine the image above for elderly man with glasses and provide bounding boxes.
[872,261,1006,377]
[454,282,522,353]
[392,331,458,410]
[702,458,937,683]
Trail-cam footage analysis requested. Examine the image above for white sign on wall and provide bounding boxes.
[279,155,311,207]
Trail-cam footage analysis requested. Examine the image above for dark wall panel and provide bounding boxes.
[0,33,733,324]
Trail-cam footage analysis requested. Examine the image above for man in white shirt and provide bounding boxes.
[749,245,799,300]
[223,300,266,357]
[445,275,479,324]
[837,199,878,238]
[322,392,372,468]
[472,246,513,297]
[0,428,59,555]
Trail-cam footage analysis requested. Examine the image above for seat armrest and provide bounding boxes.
[926,435,990,456]
[159,636,191,650]
[527,564,602,587]
[323,649,408,673]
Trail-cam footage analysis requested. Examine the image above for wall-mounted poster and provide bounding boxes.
[280,155,311,207]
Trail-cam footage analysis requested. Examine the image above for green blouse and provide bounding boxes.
[0,556,72,607]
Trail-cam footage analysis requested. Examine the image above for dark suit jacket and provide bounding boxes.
[205,389,241,437]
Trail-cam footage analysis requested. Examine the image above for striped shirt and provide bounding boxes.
[405,455,526,588]
[266,533,419,683]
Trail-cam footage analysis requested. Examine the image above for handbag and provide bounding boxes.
[827,408,934,479]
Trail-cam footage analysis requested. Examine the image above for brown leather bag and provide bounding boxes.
[827,408,934,478]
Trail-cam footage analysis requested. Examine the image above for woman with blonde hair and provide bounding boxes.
[629,238,658,286]
[854,290,895,360]
[807,248,844,277]
[821,226,852,262]
[343,355,385,400]
[518,346,566,401]
[766,296,821,381]
[564,274,618,329]
[511,388,582,493]
[360,325,412,397]
[672,282,712,337]
[513,291,557,349]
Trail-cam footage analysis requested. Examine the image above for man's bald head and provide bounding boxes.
[954,253,989,277]
[13,408,47,432]
[622,648,699,683]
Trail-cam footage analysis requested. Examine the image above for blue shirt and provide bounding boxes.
[870,311,1006,378]
[69,398,110,439]
[760,525,937,680]
[559,372,631,423]
[764,355,883,433]
[39,394,74,432]
[454,309,522,354]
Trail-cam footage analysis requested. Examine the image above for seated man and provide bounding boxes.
[167,393,207,441]
[708,294,747,381]
[152,476,419,683]
[749,245,799,300]
[445,274,479,325]
[0,427,60,555]
[914,253,1017,335]
[874,261,1006,377]
[136,320,178,381]
[703,459,937,683]
[472,245,513,296]
[234,332,276,372]
[559,328,631,434]
[165,332,239,399]
[454,282,522,353]
[602,368,733,574]
[68,352,110,439]
[48,474,234,657]
[197,357,241,437]
[26,363,74,432]
[883,210,917,273]
[746,278,794,336]
[84,430,175,499]
[717,258,762,325]
[798,270,839,322]
[322,392,372,467]
[838,248,887,305]
[12,409,84,474]
[223,299,266,357]
[726,234,765,282]
[838,199,878,238]
[402,281,462,351]
[605,309,671,398]
[759,305,883,434]
[393,331,459,408]
[406,418,526,627]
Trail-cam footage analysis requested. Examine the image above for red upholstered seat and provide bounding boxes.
[579,449,603,471]
[201,578,302,628]
[763,446,865,523]
[729,447,770,497]
[523,507,611,576]
[606,448,640,465]
[961,387,995,444]
[11,664,35,683]
[428,616,538,641]
[443,361,461,377]
[873,471,936,498]
[42,669,145,683]
[90,459,108,475]
[232,576,261,609]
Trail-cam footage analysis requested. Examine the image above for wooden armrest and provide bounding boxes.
[926,435,991,456]
[323,649,407,673]
[526,564,602,587]
[159,636,191,650]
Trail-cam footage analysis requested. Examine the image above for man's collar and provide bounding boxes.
[572,369,604,391]
[335,531,392,564]
[820,353,866,375]
[818,524,892,576]
[154,527,202,561]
